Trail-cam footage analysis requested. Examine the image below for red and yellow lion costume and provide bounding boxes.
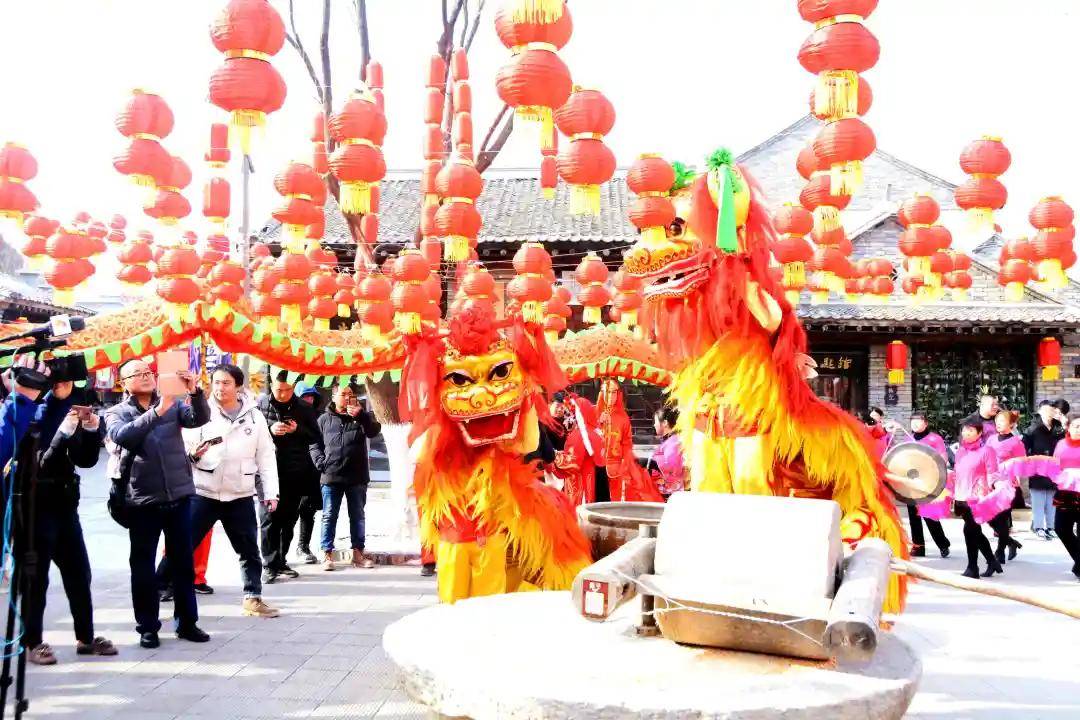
[624,150,909,613]
[399,304,592,604]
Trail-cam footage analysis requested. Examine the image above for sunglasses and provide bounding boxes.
[122,370,154,381]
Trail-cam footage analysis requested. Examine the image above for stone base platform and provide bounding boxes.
[383,591,921,720]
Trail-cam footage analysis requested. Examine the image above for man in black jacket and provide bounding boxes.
[310,382,381,571]
[1024,399,1064,540]
[257,371,321,581]
[24,382,118,666]
[104,359,211,649]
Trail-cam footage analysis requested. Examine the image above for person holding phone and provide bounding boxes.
[104,359,211,649]
[158,364,281,618]
[310,382,381,571]
[257,371,321,580]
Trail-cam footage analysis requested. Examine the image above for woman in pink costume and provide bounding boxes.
[951,421,1006,578]
[907,412,951,557]
[1051,413,1080,580]
[648,407,686,499]
[985,410,1024,563]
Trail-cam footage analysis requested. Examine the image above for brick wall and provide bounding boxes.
[868,343,913,422]
[1034,331,1080,405]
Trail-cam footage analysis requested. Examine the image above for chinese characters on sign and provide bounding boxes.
[817,355,854,371]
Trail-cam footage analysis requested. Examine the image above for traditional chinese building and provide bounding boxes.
[256,116,1080,440]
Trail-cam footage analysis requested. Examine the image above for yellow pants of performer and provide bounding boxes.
[436,534,509,604]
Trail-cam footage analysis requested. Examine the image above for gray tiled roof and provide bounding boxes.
[0,274,91,315]
[258,172,637,246]
[797,302,1080,327]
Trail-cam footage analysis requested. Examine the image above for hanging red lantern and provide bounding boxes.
[772,203,815,302]
[156,242,201,317]
[21,214,58,270]
[273,251,313,327]
[626,154,676,243]
[810,74,872,120]
[355,271,391,341]
[812,117,875,196]
[334,272,356,318]
[329,88,387,214]
[1029,196,1074,290]
[495,41,573,152]
[435,151,484,261]
[507,241,553,322]
[458,263,497,316]
[117,232,154,293]
[44,225,95,305]
[885,340,907,385]
[495,1,572,48]
[612,270,644,329]
[0,143,39,224]
[999,256,1034,302]
[1038,337,1062,381]
[205,122,231,168]
[107,214,127,245]
[955,136,1010,234]
[209,0,287,153]
[555,87,616,216]
[203,176,231,230]
[113,90,173,189]
[798,19,880,122]
[391,248,431,334]
[575,252,610,325]
[799,174,852,234]
[272,161,324,250]
[144,155,192,226]
[307,271,338,330]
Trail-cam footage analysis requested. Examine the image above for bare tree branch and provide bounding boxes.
[476,112,513,174]
[353,0,371,82]
[478,104,509,153]
[285,0,323,103]
[464,0,487,50]
[437,0,467,60]
[459,0,469,47]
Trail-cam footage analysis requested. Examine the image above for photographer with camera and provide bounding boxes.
[104,359,211,649]
[23,379,117,665]
[0,357,57,477]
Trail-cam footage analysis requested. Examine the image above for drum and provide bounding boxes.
[882,442,947,505]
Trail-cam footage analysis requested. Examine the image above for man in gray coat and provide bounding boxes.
[104,359,212,649]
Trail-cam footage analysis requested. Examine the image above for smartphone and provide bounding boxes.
[71,405,94,421]
[199,436,224,449]
[157,350,189,397]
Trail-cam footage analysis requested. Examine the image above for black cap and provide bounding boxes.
[12,367,50,392]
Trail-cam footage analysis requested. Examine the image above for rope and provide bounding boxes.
[607,567,824,648]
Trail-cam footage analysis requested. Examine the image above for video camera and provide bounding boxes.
[0,315,89,391]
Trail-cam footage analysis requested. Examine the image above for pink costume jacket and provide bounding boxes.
[953,440,1013,523]
[649,434,686,496]
[1052,437,1080,510]
[986,432,1026,466]
[914,431,947,457]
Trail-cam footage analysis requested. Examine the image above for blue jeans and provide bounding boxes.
[321,484,367,552]
[129,498,197,634]
[1031,488,1057,531]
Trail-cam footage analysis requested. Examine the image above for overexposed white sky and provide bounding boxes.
[1,0,1077,248]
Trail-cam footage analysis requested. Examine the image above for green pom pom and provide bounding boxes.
[706,147,734,171]
[669,161,696,193]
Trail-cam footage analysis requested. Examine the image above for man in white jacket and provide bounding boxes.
[156,364,281,618]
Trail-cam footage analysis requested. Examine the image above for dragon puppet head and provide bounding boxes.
[399,303,567,452]
[623,149,796,366]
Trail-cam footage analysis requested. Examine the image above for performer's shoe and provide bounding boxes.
[193,583,214,595]
[420,563,436,577]
[961,566,980,579]
[911,546,926,558]
[1008,540,1021,561]
[994,547,1007,565]
[982,558,1004,577]
[940,546,950,558]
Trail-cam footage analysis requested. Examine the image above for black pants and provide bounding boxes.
[955,501,994,570]
[129,498,198,634]
[906,503,950,553]
[296,495,320,552]
[259,493,303,570]
[594,467,611,503]
[159,495,264,598]
[1055,507,1080,569]
[24,493,94,648]
[988,510,1017,554]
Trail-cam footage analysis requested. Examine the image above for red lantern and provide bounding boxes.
[435,152,484,261]
[626,154,676,242]
[507,241,553,322]
[1029,196,1074,289]
[495,46,572,152]
[897,193,939,228]
[886,340,907,384]
[810,75,872,120]
[21,214,57,270]
[575,252,609,325]
[799,174,852,234]
[999,257,1034,302]
[1038,337,1062,381]
[555,87,616,216]
[798,21,880,122]
[391,249,431,334]
[0,143,39,223]
[772,204,815,302]
[205,123,231,167]
[203,176,231,230]
[209,0,287,153]
[812,117,875,196]
[955,136,1010,233]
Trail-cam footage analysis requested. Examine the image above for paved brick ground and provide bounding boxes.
[14,458,1080,719]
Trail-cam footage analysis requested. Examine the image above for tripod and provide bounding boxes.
[0,423,40,720]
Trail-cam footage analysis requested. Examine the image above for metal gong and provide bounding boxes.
[882,441,947,505]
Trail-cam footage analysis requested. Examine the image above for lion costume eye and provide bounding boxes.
[488,361,513,381]
[445,371,474,387]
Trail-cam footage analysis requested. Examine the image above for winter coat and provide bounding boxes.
[1052,437,1080,511]
[650,433,687,496]
[257,393,321,497]
[184,394,279,503]
[37,418,103,507]
[952,440,999,503]
[1023,418,1064,491]
[0,390,70,477]
[104,390,211,506]
[310,405,381,486]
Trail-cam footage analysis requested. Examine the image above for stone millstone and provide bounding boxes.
[383,591,921,720]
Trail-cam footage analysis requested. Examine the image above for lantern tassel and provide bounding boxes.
[395,312,422,335]
[361,323,384,344]
[815,70,859,121]
[314,318,330,331]
[965,207,995,235]
[229,110,266,154]
[337,303,351,318]
[782,262,806,288]
[444,236,469,262]
[545,329,560,344]
[569,184,601,216]
[888,369,905,385]
[510,0,564,23]
[618,310,637,330]
[583,305,602,325]
[210,299,232,322]
[340,182,373,214]
[784,289,801,307]
[1042,365,1060,381]
[522,301,544,324]
[813,206,842,234]
[1005,281,1025,303]
[829,160,863,196]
